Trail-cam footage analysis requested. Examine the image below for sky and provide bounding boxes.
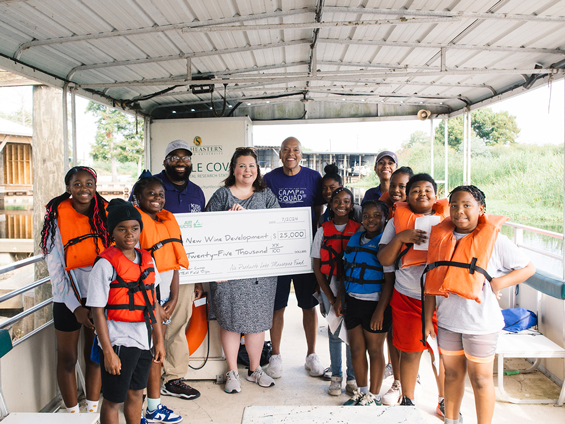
[0,78,563,156]
[253,78,564,151]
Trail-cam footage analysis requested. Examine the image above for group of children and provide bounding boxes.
[43,155,535,424]
[312,163,534,424]
[43,166,190,424]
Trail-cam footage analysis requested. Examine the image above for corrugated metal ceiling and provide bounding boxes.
[0,0,564,121]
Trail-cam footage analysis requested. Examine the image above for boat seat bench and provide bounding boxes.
[496,271,565,406]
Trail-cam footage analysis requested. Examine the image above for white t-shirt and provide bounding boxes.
[86,250,161,351]
[434,232,530,335]
[379,219,425,299]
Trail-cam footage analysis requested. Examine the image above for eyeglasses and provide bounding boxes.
[167,155,191,163]
[235,147,256,152]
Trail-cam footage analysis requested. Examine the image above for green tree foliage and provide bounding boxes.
[435,108,520,148]
[0,110,32,128]
[402,130,430,149]
[86,102,144,181]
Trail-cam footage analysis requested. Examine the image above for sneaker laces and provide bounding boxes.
[389,380,401,391]
[358,393,374,405]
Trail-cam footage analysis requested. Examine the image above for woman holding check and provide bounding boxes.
[207,147,280,394]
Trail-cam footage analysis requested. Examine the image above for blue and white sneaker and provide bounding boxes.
[145,404,183,423]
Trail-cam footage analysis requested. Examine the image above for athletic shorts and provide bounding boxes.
[437,327,498,363]
[344,294,392,334]
[99,345,152,403]
[273,273,319,311]
[390,289,437,353]
[53,301,86,332]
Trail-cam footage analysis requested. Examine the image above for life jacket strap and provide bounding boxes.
[149,238,183,253]
[419,258,492,348]
[395,243,413,270]
[345,246,378,256]
[423,259,492,282]
[64,233,100,250]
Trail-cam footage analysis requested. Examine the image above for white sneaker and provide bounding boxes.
[384,363,393,379]
[382,380,402,405]
[265,354,282,378]
[357,392,382,406]
[246,366,275,388]
[345,379,358,395]
[304,353,324,377]
[328,376,342,396]
[224,370,241,394]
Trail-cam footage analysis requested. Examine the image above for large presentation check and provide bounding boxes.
[175,207,313,284]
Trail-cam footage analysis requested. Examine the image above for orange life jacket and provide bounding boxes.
[136,206,189,273]
[423,214,508,303]
[320,220,361,276]
[57,198,107,271]
[99,247,157,326]
[393,198,449,269]
[379,191,395,219]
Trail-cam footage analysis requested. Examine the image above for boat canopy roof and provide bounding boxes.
[0,0,564,121]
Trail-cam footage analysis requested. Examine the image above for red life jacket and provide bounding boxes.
[136,206,189,272]
[393,198,449,269]
[99,247,157,326]
[320,220,361,276]
[424,214,508,303]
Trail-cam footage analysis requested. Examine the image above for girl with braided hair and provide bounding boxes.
[41,166,110,414]
[424,185,535,424]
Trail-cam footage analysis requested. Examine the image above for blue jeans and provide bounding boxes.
[321,290,355,380]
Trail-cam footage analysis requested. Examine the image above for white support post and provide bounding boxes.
[144,116,151,171]
[430,117,434,178]
[62,84,69,171]
[468,108,472,184]
[444,118,449,197]
[187,58,192,81]
[70,87,77,166]
[462,110,467,184]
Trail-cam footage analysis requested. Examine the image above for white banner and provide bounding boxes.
[175,207,313,284]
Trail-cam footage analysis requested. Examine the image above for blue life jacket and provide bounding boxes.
[343,232,384,295]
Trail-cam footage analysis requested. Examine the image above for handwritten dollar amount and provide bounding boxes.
[274,230,306,240]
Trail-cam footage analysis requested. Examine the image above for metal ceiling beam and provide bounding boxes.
[149,96,453,113]
[67,39,311,79]
[13,8,315,59]
[76,67,560,89]
[325,6,565,23]
[133,78,496,103]
[322,39,565,56]
[68,37,565,80]
[179,17,460,33]
[214,61,309,76]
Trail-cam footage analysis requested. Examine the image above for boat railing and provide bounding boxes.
[504,221,564,278]
[0,254,52,344]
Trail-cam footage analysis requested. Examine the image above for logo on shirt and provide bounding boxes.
[278,188,306,204]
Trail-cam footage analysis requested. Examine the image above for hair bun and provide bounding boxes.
[324,163,339,174]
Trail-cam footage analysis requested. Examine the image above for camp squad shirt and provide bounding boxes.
[434,232,530,335]
[263,166,324,223]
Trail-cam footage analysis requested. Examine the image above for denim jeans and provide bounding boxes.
[321,290,355,381]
